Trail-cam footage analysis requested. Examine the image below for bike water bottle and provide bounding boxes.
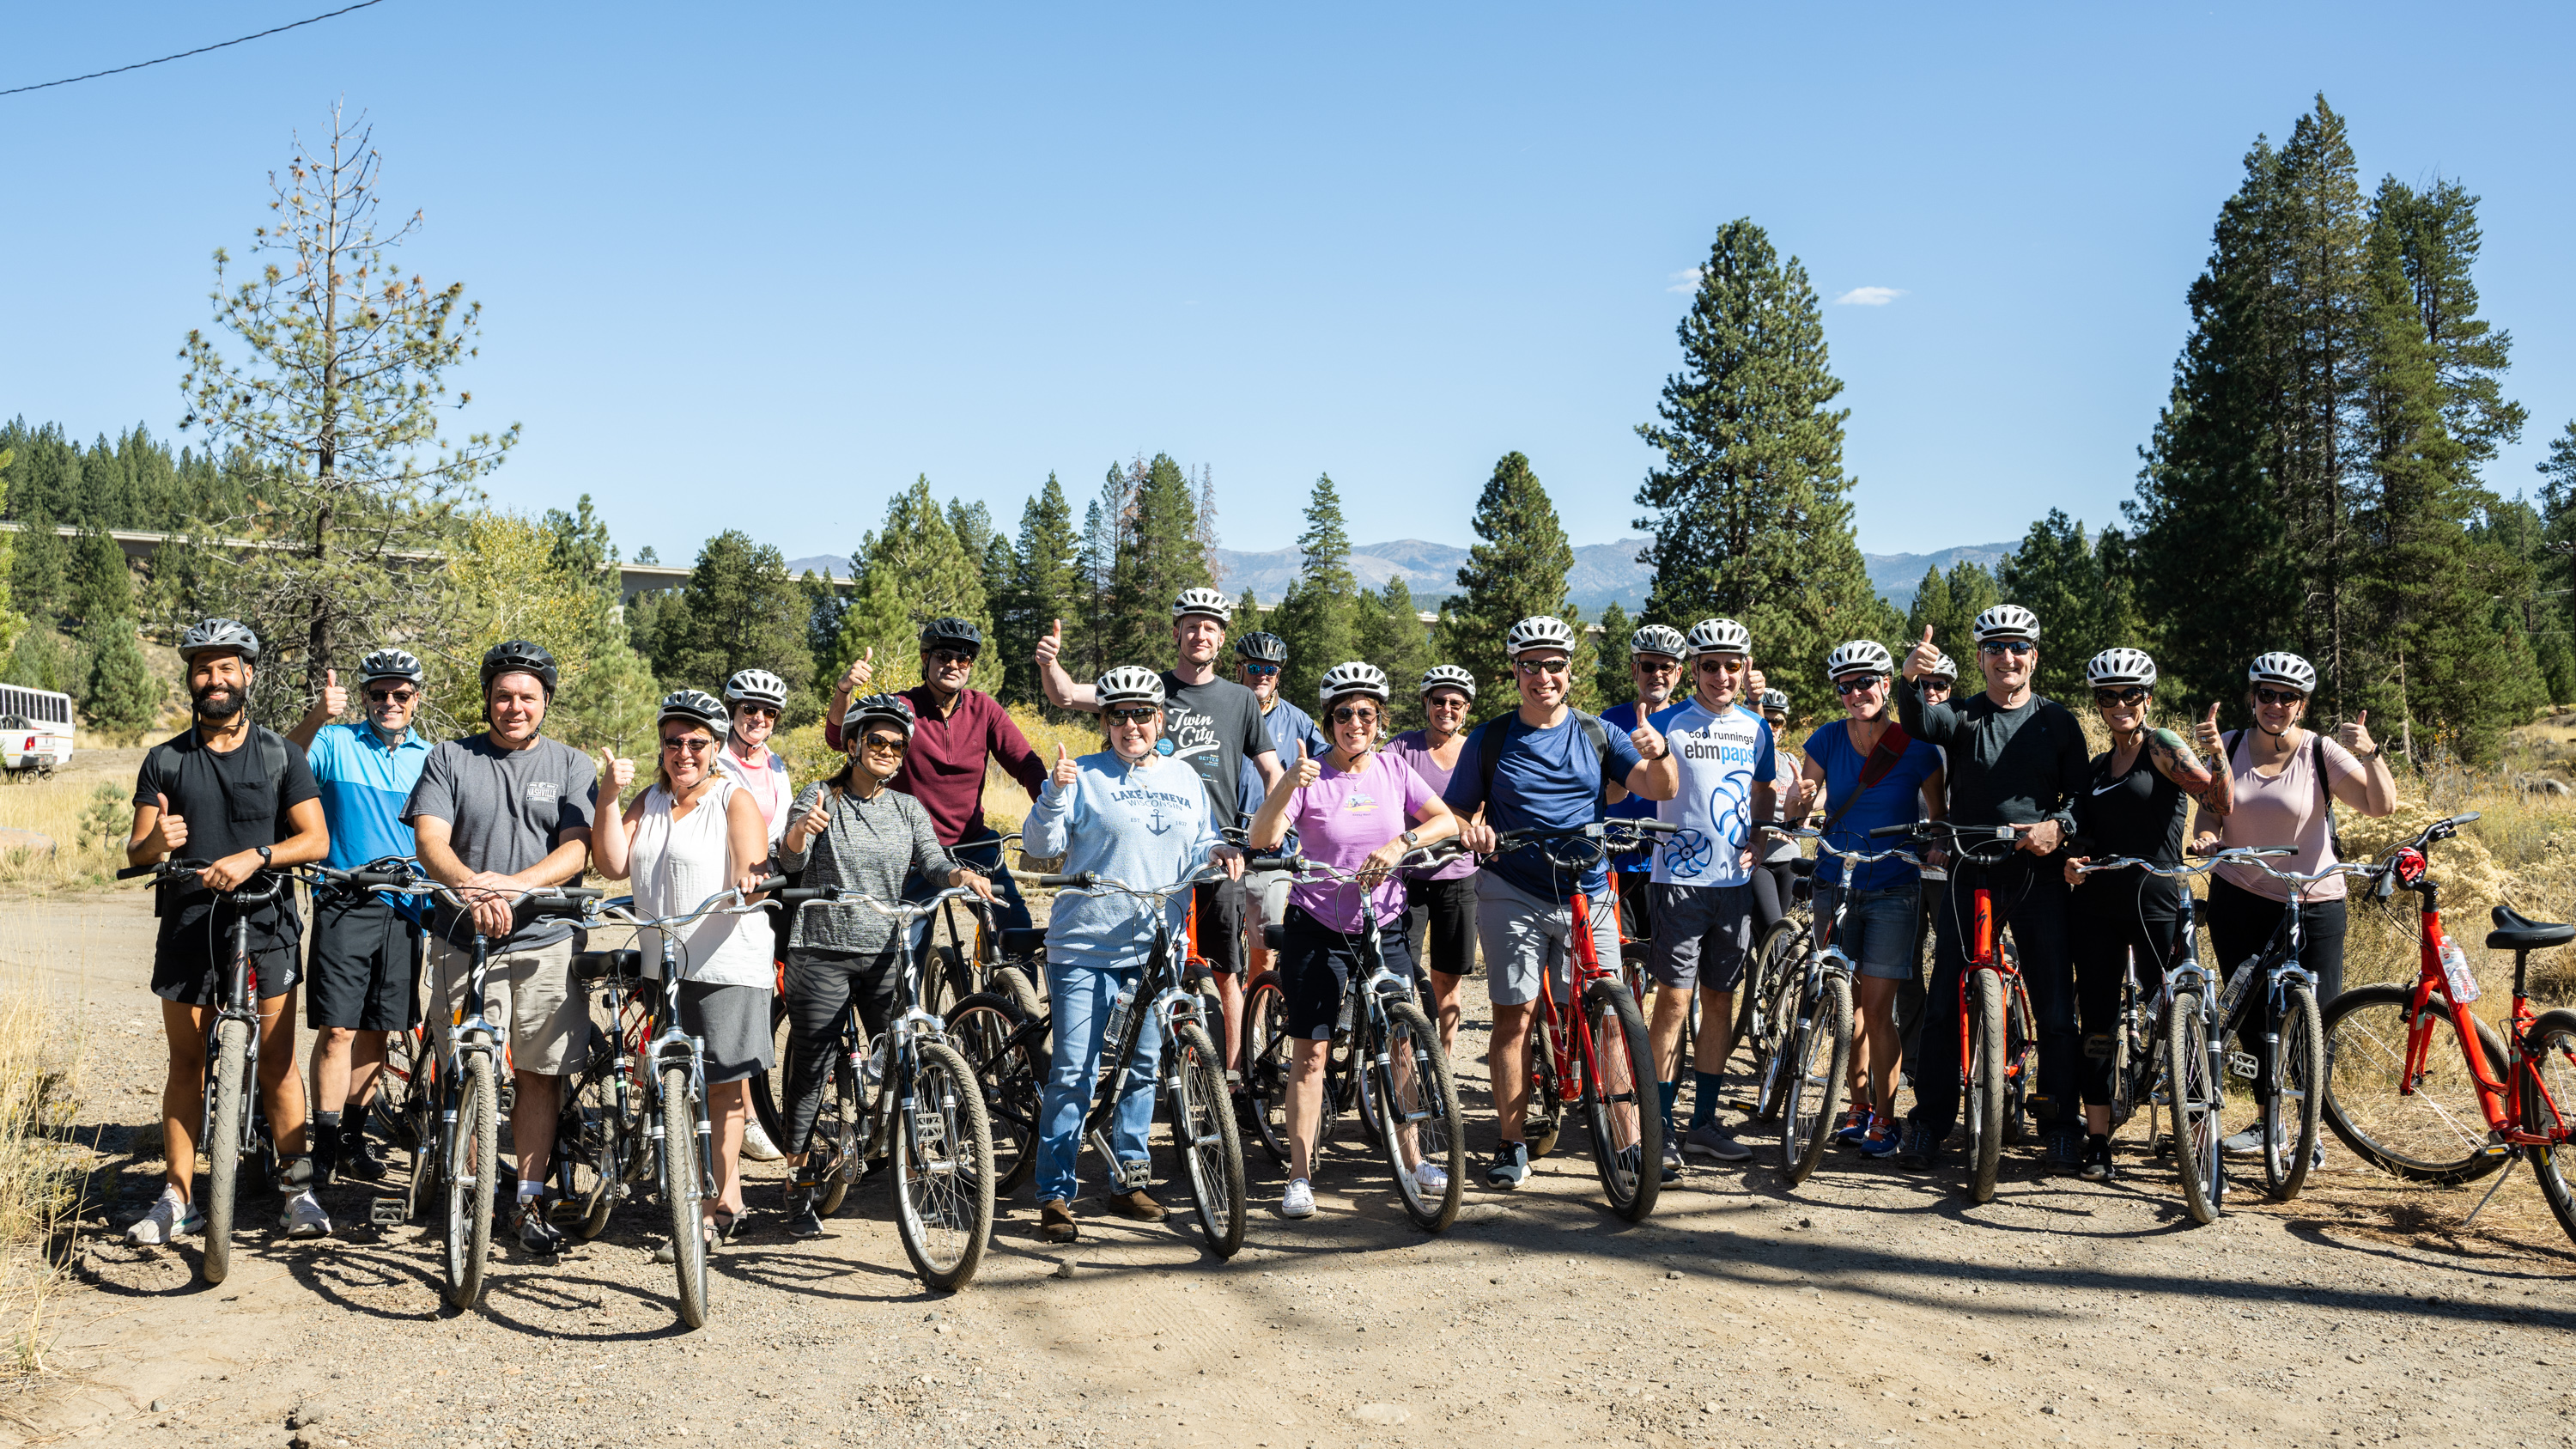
[2216,959,2256,1020]
[2438,935,2482,1004]
[1103,986,1138,1045]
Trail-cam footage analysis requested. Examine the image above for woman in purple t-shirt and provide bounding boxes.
[1248,661,1461,1222]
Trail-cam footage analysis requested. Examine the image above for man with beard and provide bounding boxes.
[125,618,333,1246]
[1230,630,1325,977]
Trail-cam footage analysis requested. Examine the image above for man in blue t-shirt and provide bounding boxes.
[287,648,434,1187]
[1601,624,1686,950]
[1445,616,1679,1188]
[1796,639,1946,1156]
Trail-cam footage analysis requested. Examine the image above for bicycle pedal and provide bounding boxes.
[368,1197,409,1227]
[2227,1052,2260,1081]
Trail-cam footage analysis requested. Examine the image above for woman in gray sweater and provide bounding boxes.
[773,693,995,1237]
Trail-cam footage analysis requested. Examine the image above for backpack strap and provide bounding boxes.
[1820,721,1914,837]
[1572,709,1615,802]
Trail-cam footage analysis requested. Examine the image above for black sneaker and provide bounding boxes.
[2043,1128,2086,1174]
[2079,1134,2116,1183]
[1894,1122,1941,1172]
[515,1203,567,1256]
[338,1128,390,1183]
[782,1187,823,1239]
[1484,1140,1532,1188]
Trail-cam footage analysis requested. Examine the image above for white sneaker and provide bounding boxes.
[741,1118,785,1162]
[1413,1160,1451,1195]
[1281,1178,1315,1219]
[280,1190,332,1239]
[126,1186,204,1246]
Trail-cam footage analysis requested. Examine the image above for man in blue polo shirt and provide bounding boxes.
[287,648,434,1185]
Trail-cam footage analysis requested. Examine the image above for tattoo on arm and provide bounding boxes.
[2151,728,2233,815]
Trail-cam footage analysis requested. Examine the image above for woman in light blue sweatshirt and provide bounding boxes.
[1021,666,1242,1244]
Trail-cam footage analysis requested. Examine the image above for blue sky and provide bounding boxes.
[3,3,2570,567]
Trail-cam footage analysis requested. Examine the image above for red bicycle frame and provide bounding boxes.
[2397,870,2562,1147]
[1526,891,1619,1115]
[1953,874,2028,1096]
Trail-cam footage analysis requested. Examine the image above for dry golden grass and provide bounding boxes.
[0,942,86,1378]
[0,774,135,897]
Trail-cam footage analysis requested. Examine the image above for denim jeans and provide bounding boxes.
[1036,958,1164,1205]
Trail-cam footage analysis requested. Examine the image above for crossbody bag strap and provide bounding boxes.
[1819,721,1913,837]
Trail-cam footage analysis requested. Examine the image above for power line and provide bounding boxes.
[0,1,390,98]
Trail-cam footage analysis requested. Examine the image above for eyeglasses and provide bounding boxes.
[2254,686,2307,708]
[860,733,908,753]
[1329,705,1380,725]
[1424,693,1468,710]
[1633,657,1681,673]
[1696,657,1746,673]
[1514,658,1571,676]
[1979,640,2036,656]
[661,735,716,754]
[1832,675,1885,695]
[1241,663,1280,678]
[927,648,976,668]
[734,704,781,721]
[1106,706,1160,725]
[2093,686,2149,707]
[365,688,416,704]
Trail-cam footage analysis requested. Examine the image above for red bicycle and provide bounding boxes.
[1486,820,1675,1221]
[2322,812,2576,1242]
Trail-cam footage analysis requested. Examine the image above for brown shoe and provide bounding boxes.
[1039,1197,1078,1244]
[1107,1187,1168,1223]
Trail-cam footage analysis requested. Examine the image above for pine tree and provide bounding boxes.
[0,448,23,665]
[1996,512,2131,703]
[1106,454,1210,667]
[835,478,993,696]
[1073,466,1128,678]
[1594,601,1635,708]
[1002,474,1078,708]
[64,530,131,630]
[1437,452,1577,701]
[1905,561,1998,680]
[1636,216,1880,687]
[1355,576,1434,731]
[653,529,817,704]
[11,501,64,628]
[79,615,159,736]
[1267,474,1358,707]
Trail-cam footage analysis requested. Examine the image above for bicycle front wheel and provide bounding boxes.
[1165,1020,1246,1257]
[1781,974,1853,1188]
[446,1050,498,1310]
[895,1042,995,1292]
[1751,966,1803,1125]
[661,1065,709,1330]
[1524,1008,1564,1160]
[1374,1000,1464,1232]
[949,992,1041,1197]
[2108,968,2142,1133]
[2519,1009,2576,1246]
[2322,984,2509,1184]
[1238,971,1293,1166]
[1965,971,2007,1204]
[2167,992,2224,1226]
[201,1018,251,1286]
[1580,978,1661,1222]
[1738,919,1801,1075]
[2263,985,2324,1200]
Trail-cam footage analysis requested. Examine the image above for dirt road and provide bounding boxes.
[8,892,2573,1449]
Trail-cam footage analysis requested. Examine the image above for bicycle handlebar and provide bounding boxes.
[1762,825,1921,869]
[2071,846,2289,880]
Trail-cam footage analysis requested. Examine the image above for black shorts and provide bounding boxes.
[1405,874,1477,979]
[1279,905,1416,1040]
[1194,877,1249,976]
[151,909,301,1008]
[306,892,422,1032]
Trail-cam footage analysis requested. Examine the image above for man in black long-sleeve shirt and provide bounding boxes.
[1894,606,2093,1176]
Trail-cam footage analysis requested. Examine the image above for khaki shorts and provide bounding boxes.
[428,936,585,1075]
[1476,872,1623,1008]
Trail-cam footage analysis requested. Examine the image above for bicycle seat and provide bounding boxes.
[997,927,1048,959]
[1261,922,1285,952]
[2488,905,2574,952]
[1788,858,1815,879]
[573,949,642,982]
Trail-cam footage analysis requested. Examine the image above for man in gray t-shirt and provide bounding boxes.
[401,641,598,1255]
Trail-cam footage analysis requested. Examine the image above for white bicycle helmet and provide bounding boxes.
[2247,651,2317,694]
[1096,665,1168,709]
[1973,604,2041,642]
[2085,648,2158,690]
[1687,618,1753,657]
[1504,615,1576,655]
[1823,639,1893,679]
[658,689,732,736]
[1759,688,1790,715]
[179,617,261,664]
[724,667,790,709]
[1170,588,1233,624]
[842,691,917,739]
[357,648,422,684]
[1629,624,1687,661]
[1924,650,1959,683]
[1419,664,1477,700]
[1318,661,1390,709]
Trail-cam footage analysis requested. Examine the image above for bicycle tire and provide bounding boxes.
[990,966,1046,1034]
[1752,967,1803,1124]
[1739,919,1801,1075]
[374,1026,429,1154]
[1375,999,1464,1232]
[750,994,792,1148]
[201,1018,250,1285]
[2321,984,2510,1184]
[2108,967,2142,1133]
[2000,974,2035,1146]
[2262,984,2324,1199]
[1524,1008,1564,1160]
[661,1064,710,1329]
[1166,1020,1246,1257]
[948,992,1042,1197]
[925,944,975,1023]
[1238,971,1294,1167]
[893,1041,994,1291]
[1966,970,2007,1204]
[1580,977,1662,1222]
[2518,1008,2576,1247]
[1781,972,1853,1188]
[562,1033,620,1239]
[446,1050,498,1310]
[2167,991,2224,1226]
[820,1054,861,1216]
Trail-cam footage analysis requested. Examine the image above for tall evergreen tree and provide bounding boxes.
[835,478,993,697]
[1635,216,1880,687]
[1996,512,2131,703]
[80,615,160,735]
[1267,473,1358,707]
[1105,454,1210,667]
[653,529,817,703]
[1905,561,1998,680]
[0,449,20,664]
[11,501,64,627]
[65,530,131,631]
[1072,466,1127,678]
[1002,473,1079,708]
[1594,601,1635,708]
[1354,576,1434,731]
[1437,452,1577,702]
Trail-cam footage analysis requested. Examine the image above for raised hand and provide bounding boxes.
[597,748,635,796]
[2338,708,2377,758]
[1287,740,1321,791]
[841,647,875,694]
[1904,624,1940,682]
[1035,618,1063,670]
[149,792,189,855]
[1629,721,1667,762]
[320,668,347,719]
[2193,702,2223,758]
[1051,742,1079,789]
[794,789,835,842]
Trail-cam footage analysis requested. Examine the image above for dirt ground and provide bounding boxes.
[8,890,2576,1449]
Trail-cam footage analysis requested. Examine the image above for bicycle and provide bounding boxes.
[756,883,999,1291]
[949,868,1246,1257]
[2322,813,2576,1244]
[116,858,300,1285]
[1236,848,1467,1231]
[1868,819,2037,1203]
[2199,850,2360,1202]
[922,832,1045,1018]
[2072,847,2292,1224]
[1752,829,1923,1186]
[1478,819,1676,1221]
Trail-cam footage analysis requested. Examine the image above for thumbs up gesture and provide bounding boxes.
[149,791,188,855]
[2192,702,2223,758]
[598,747,635,796]
[1287,739,1321,791]
[1035,618,1063,670]
[1904,624,1939,682]
[795,787,836,842]
[841,647,875,694]
[321,668,348,719]
[1051,741,1079,789]
[2338,709,2378,759]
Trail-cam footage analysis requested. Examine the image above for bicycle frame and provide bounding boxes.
[2392,860,2562,1147]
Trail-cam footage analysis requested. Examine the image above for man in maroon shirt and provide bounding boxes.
[826,617,1048,933]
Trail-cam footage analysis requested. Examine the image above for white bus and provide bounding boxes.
[0,684,74,776]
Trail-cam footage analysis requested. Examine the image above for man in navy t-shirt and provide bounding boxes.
[1445,616,1679,1189]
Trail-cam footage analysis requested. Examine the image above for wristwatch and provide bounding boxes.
[254,845,273,867]
[1400,830,1421,848]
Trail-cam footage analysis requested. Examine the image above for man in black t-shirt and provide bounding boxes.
[1037,587,1281,1066]
[124,618,332,1248]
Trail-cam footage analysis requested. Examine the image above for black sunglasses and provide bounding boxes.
[927,648,977,667]
[2254,686,2307,708]
[1106,706,1160,725]
[1832,675,1885,695]
[2093,686,2149,707]
[1329,704,1381,724]
[1979,640,2036,656]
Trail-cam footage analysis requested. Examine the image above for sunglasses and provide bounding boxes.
[661,735,716,754]
[734,704,781,721]
[1634,657,1681,672]
[860,733,908,753]
[1107,706,1160,725]
[1241,663,1280,678]
[2093,686,2149,707]
[1425,693,1468,709]
[1514,657,1571,675]
[1329,705,1381,725]
[927,648,977,667]
[1696,657,1746,673]
[2255,686,2307,708]
[365,688,416,704]
[1833,675,1885,695]
[1979,640,2036,656]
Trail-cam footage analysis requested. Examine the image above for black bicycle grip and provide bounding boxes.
[1032,872,1096,889]
[1867,823,1917,838]
[113,862,159,880]
[343,869,416,890]
[771,886,839,903]
[1245,855,1300,873]
[1625,819,1680,836]
[749,875,791,894]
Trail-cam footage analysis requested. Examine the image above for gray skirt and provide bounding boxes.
[679,981,776,1084]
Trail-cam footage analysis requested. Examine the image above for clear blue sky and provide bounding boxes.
[3,3,2570,567]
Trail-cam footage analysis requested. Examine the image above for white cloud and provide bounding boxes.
[1832,286,1906,307]
[1666,267,1703,294]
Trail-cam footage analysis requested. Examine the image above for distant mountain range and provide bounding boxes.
[1864,544,2016,610]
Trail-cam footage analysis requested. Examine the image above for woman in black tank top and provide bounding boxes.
[2060,649,2233,1183]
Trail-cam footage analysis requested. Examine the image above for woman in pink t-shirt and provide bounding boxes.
[1247,661,1461,1222]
